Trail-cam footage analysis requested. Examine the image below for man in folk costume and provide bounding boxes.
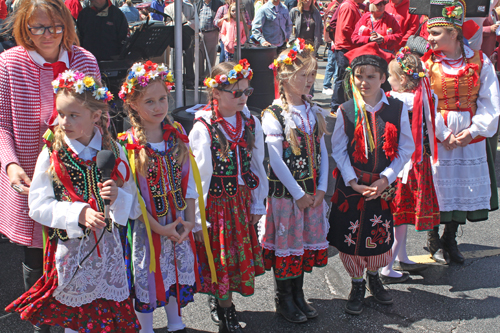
[423,0,500,265]
[328,42,414,315]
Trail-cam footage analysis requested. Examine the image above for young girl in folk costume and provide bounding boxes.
[423,0,500,265]
[117,61,200,333]
[379,47,440,283]
[189,60,268,333]
[261,39,330,324]
[6,71,142,332]
[328,43,414,315]
[220,3,247,62]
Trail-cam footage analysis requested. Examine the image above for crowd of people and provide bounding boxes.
[1,0,500,332]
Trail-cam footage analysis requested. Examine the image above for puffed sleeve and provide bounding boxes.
[189,120,214,232]
[317,136,329,193]
[250,116,268,215]
[468,54,500,139]
[331,110,358,186]
[261,110,284,142]
[29,148,89,239]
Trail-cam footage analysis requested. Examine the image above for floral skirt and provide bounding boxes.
[392,157,440,231]
[196,186,265,300]
[262,248,328,280]
[6,237,140,333]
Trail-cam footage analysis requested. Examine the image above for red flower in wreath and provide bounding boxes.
[299,38,305,49]
[144,60,157,72]
[445,6,455,16]
[239,59,250,69]
[288,49,297,61]
[214,74,221,83]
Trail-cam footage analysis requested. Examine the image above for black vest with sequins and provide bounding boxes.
[264,105,322,200]
[49,141,121,241]
[195,115,259,198]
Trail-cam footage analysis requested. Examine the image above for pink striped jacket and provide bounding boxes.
[0,45,101,248]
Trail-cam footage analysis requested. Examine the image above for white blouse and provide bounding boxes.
[331,89,415,186]
[29,127,142,237]
[189,106,268,231]
[261,100,330,200]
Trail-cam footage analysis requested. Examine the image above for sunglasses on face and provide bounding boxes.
[28,25,64,35]
[219,87,254,98]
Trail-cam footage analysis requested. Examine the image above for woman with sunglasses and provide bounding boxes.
[260,39,329,323]
[189,60,268,333]
[351,0,403,53]
[0,1,100,332]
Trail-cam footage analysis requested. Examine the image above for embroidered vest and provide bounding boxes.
[264,105,322,199]
[341,98,403,174]
[144,131,187,217]
[425,50,483,116]
[49,141,121,241]
[195,115,259,198]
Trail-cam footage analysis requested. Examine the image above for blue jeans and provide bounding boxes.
[219,40,226,63]
[323,48,338,90]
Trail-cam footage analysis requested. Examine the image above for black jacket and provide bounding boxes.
[77,4,128,61]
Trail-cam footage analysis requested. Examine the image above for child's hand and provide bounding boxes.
[365,177,389,201]
[349,179,375,196]
[491,52,498,64]
[79,207,106,231]
[442,133,458,151]
[250,214,262,225]
[296,194,314,211]
[194,230,204,242]
[98,180,118,205]
[157,219,182,242]
[455,129,473,147]
[176,217,195,243]
[312,190,325,208]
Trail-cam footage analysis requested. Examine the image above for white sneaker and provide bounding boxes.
[322,88,333,95]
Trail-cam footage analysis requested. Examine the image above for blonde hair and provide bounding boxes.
[50,85,112,181]
[275,47,328,154]
[122,79,189,177]
[10,0,79,52]
[206,61,255,159]
[297,0,315,13]
[225,3,236,21]
[389,53,423,93]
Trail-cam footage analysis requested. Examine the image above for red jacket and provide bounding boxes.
[352,12,403,53]
[0,0,7,20]
[334,0,362,51]
[385,0,419,49]
[65,0,83,20]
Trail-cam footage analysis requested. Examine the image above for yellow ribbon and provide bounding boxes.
[126,134,157,273]
[351,77,375,152]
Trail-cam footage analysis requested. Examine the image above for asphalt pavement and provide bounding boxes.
[1,50,500,333]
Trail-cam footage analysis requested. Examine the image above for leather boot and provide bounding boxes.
[218,304,242,333]
[345,280,365,315]
[441,222,465,264]
[275,278,307,323]
[366,273,393,305]
[291,274,318,319]
[208,295,220,323]
[427,227,449,265]
[23,263,51,333]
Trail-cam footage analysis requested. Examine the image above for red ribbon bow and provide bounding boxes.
[457,63,479,87]
[163,124,190,143]
[125,143,145,150]
[230,138,247,150]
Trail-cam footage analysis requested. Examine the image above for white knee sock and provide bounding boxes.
[165,296,185,332]
[64,329,78,333]
[395,225,416,264]
[135,310,155,333]
[380,225,407,278]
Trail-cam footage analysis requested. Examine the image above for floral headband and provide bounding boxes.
[118,61,174,101]
[204,59,253,88]
[52,70,113,103]
[268,38,315,70]
[395,47,426,79]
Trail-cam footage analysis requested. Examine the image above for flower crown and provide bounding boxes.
[268,38,315,70]
[204,59,253,88]
[395,47,427,79]
[442,2,463,19]
[52,70,113,103]
[118,61,174,101]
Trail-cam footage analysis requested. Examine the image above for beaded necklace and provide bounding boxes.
[218,111,243,142]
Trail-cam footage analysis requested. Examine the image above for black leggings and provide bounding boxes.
[23,246,43,270]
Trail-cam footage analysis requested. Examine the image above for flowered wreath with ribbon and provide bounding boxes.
[203,59,254,88]
[52,70,113,102]
[118,61,174,101]
[268,38,315,70]
[442,2,463,19]
[396,46,427,79]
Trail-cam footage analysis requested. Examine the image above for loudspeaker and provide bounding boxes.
[409,0,490,17]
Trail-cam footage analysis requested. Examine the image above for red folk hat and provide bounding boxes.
[344,42,394,73]
[369,0,386,4]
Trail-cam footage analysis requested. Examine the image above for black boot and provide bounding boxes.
[208,295,220,323]
[22,263,51,333]
[441,222,465,264]
[291,274,318,319]
[218,304,243,333]
[345,280,365,315]
[427,227,449,265]
[275,278,307,323]
[367,273,393,305]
